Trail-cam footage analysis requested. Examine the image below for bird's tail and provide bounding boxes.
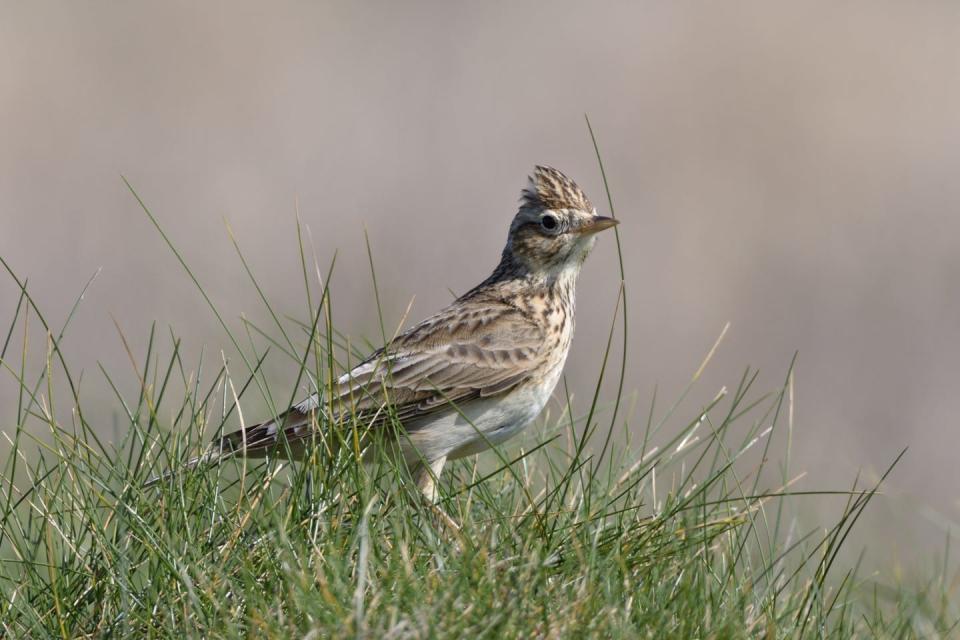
[143,408,315,487]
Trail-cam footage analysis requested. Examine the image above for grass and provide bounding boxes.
[0,138,957,637]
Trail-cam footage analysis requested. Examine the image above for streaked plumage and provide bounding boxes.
[171,166,617,500]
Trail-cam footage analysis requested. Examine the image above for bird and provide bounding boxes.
[157,166,618,502]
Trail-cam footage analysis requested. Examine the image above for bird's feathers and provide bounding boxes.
[521,165,594,214]
[205,297,547,461]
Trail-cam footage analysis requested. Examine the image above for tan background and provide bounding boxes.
[2,2,959,568]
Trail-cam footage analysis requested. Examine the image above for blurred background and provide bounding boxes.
[2,2,958,569]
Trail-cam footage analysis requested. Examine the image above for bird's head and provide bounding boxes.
[502,166,618,278]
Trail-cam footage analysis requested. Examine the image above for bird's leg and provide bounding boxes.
[413,455,447,503]
[412,456,462,535]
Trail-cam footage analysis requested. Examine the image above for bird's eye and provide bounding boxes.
[540,214,558,231]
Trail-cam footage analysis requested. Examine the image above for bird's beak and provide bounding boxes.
[575,216,619,235]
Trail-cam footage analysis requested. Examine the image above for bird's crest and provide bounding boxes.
[520,166,594,213]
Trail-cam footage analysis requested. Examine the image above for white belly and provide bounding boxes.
[398,363,564,463]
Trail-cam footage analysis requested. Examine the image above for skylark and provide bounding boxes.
[172,166,617,501]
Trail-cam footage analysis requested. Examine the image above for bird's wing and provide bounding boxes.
[204,298,545,460]
[330,298,545,427]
